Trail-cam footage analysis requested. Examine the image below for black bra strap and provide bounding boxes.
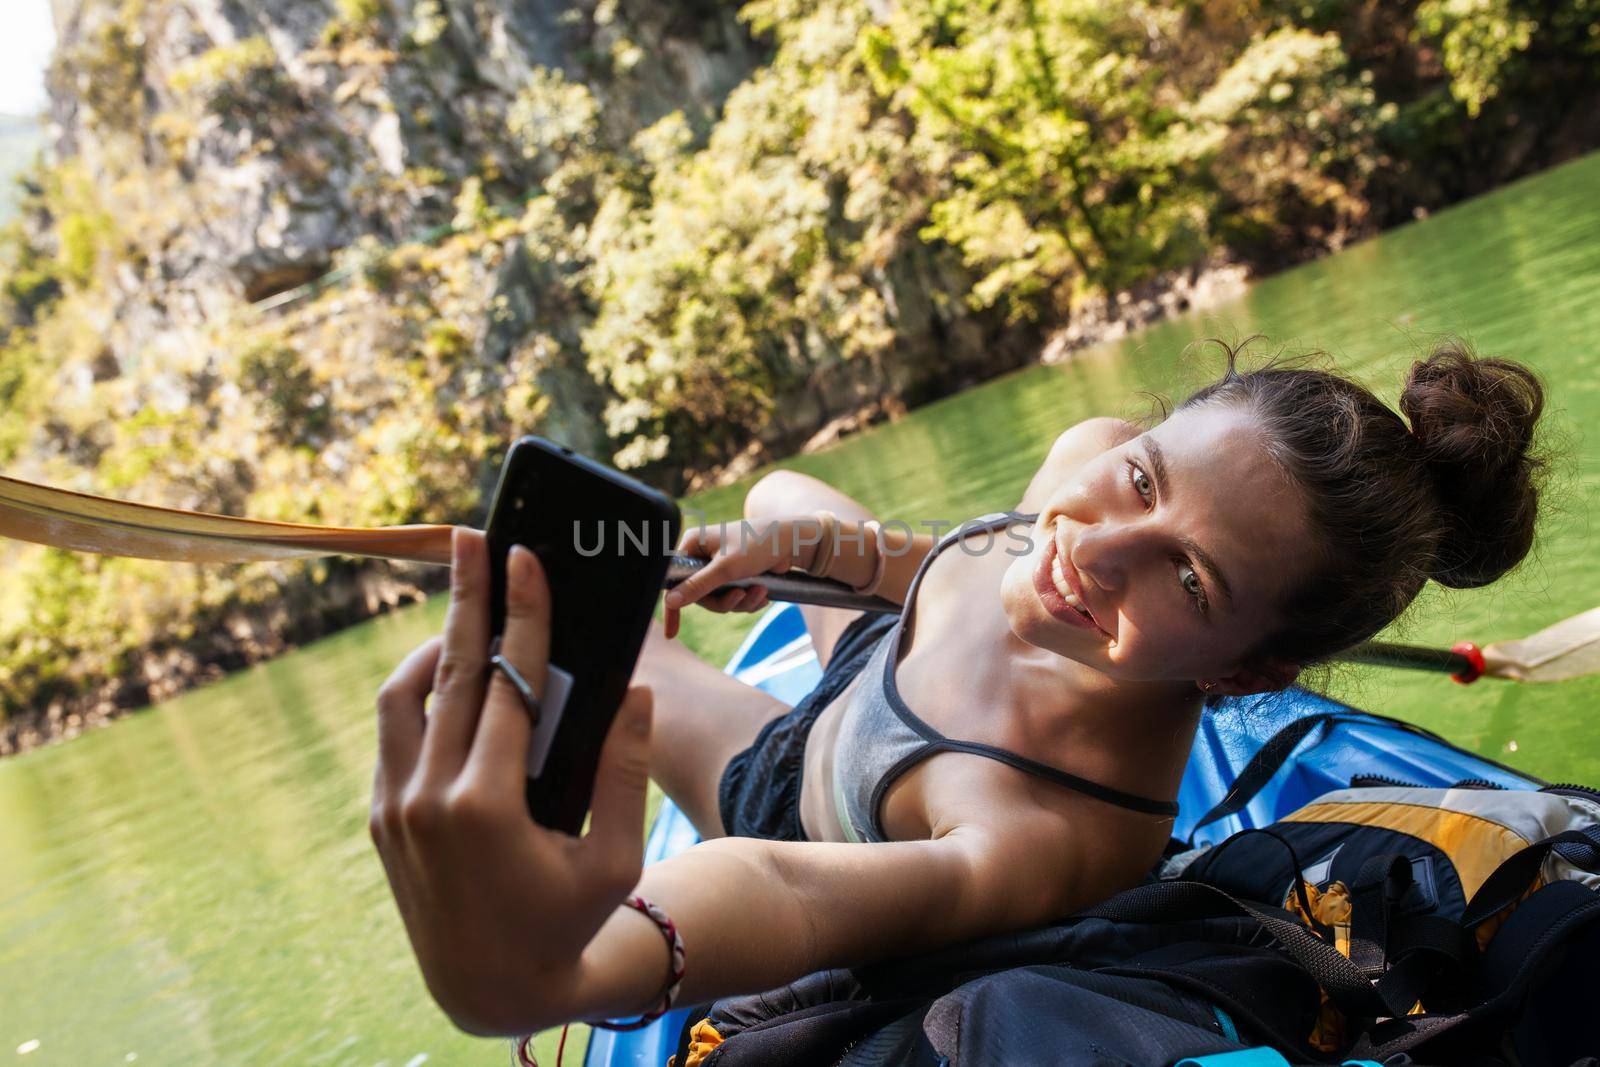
[927,739,1180,817]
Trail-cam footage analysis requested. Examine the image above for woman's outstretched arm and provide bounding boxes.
[370,528,1093,1037]
[564,812,1083,1034]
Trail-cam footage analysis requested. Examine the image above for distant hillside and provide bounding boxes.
[0,113,45,224]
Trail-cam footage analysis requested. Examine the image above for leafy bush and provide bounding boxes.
[1414,0,1600,117]
[167,37,293,116]
[238,337,332,450]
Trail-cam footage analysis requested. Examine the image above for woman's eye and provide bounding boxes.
[1179,563,1205,604]
[1129,465,1153,503]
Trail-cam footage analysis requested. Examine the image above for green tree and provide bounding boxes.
[863,0,1212,314]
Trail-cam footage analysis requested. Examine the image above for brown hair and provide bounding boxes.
[1181,341,1546,666]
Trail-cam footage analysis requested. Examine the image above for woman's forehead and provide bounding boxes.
[1150,405,1286,485]
[1145,406,1313,604]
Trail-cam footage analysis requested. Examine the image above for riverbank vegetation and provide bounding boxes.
[2,0,1596,751]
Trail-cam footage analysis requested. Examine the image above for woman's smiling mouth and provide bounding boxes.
[1033,521,1110,637]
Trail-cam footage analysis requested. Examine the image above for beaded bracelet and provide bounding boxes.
[511,895,685,1067]
[590,894,687,1032]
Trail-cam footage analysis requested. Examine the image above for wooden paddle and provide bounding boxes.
[0,472,455,564]
[0,472,896,611]
[0,471,1582,681]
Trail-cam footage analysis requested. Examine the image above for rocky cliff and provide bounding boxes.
[39,0,762,443]
[1,0,1022,750]
[1,0,778,750]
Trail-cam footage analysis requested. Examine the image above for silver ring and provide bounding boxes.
[489,651,543,724]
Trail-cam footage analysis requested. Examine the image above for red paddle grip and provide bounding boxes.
[1450,641,1486,684]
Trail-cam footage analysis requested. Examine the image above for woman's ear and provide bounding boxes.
[1204,658,1300,697]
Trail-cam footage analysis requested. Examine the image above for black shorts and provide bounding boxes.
[716,611,899,842]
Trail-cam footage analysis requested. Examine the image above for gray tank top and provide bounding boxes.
[828,511,1180,843]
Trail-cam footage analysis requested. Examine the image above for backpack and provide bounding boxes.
[673,782,1600,1067]
[1166,782,1600,1064]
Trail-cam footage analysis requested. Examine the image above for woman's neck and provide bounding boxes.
[995,623,1204,788]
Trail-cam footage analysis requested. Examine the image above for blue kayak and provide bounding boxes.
[585,604,1541,1067]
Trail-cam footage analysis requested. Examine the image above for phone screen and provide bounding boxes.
[485,438,680,833]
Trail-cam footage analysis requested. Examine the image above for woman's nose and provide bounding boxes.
[1071,519,1147,592]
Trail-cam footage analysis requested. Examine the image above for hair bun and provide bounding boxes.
[1399,344,1545,588]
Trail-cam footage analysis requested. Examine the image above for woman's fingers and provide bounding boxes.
[661,522,774,633]
[467,545,550,791]
[663,558,728,613]
[664,579,759,634]
[676,523,722,557]
[665,522,739,610]
[420,528,493,780]
[583,686,653,884]
[374,636,441,796]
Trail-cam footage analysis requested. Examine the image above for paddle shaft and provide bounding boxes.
[664,556,900,613]
[1339,640,1478,679]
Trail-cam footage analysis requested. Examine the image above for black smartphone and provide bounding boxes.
[484,437,681,833]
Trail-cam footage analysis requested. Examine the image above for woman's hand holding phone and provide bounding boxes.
[662,519,816,638]
[369,528,656,1034]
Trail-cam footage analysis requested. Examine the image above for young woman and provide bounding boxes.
[368,344,1545,1038]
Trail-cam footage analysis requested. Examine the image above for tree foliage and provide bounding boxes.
[1,0,1596,734]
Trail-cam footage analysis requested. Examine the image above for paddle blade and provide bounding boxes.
[0,473,455,566]
[1483,606,1600,683]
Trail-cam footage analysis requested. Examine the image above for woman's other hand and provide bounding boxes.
[662,520,809,638]
[369,527,654,1035]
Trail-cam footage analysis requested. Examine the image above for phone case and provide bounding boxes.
[484,437,680,833]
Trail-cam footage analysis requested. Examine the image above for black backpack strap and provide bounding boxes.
[1367,912,1474,1019]
[1341,853,1465,1015]
[1186,714,1336,842]
[1348,853,1414,978]
[1345,853,1472,974]
[1083,879,1407,1019]
[1352,880,1600,1063]
[1462,825,1600,930]
[1348,830,1600,1062]
[1479,878,1600,1001]
[1182,826,1328,936]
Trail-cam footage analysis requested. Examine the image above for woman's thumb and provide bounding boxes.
[586,686,653,869]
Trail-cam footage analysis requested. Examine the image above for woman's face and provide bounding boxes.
[1001,403,1316,682]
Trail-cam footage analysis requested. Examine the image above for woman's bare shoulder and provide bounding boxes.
[1017,418,1141,513]
[916,757,1169,921]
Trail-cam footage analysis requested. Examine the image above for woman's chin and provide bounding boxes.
[999,584,1168,682]
[1001,574,1101,663]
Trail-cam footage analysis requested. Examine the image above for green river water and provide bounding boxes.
[4,152,1599,1065]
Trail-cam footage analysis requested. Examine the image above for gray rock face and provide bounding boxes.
[42,0,761,404]
[36,0,1017,491]
[22,3,774,499]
